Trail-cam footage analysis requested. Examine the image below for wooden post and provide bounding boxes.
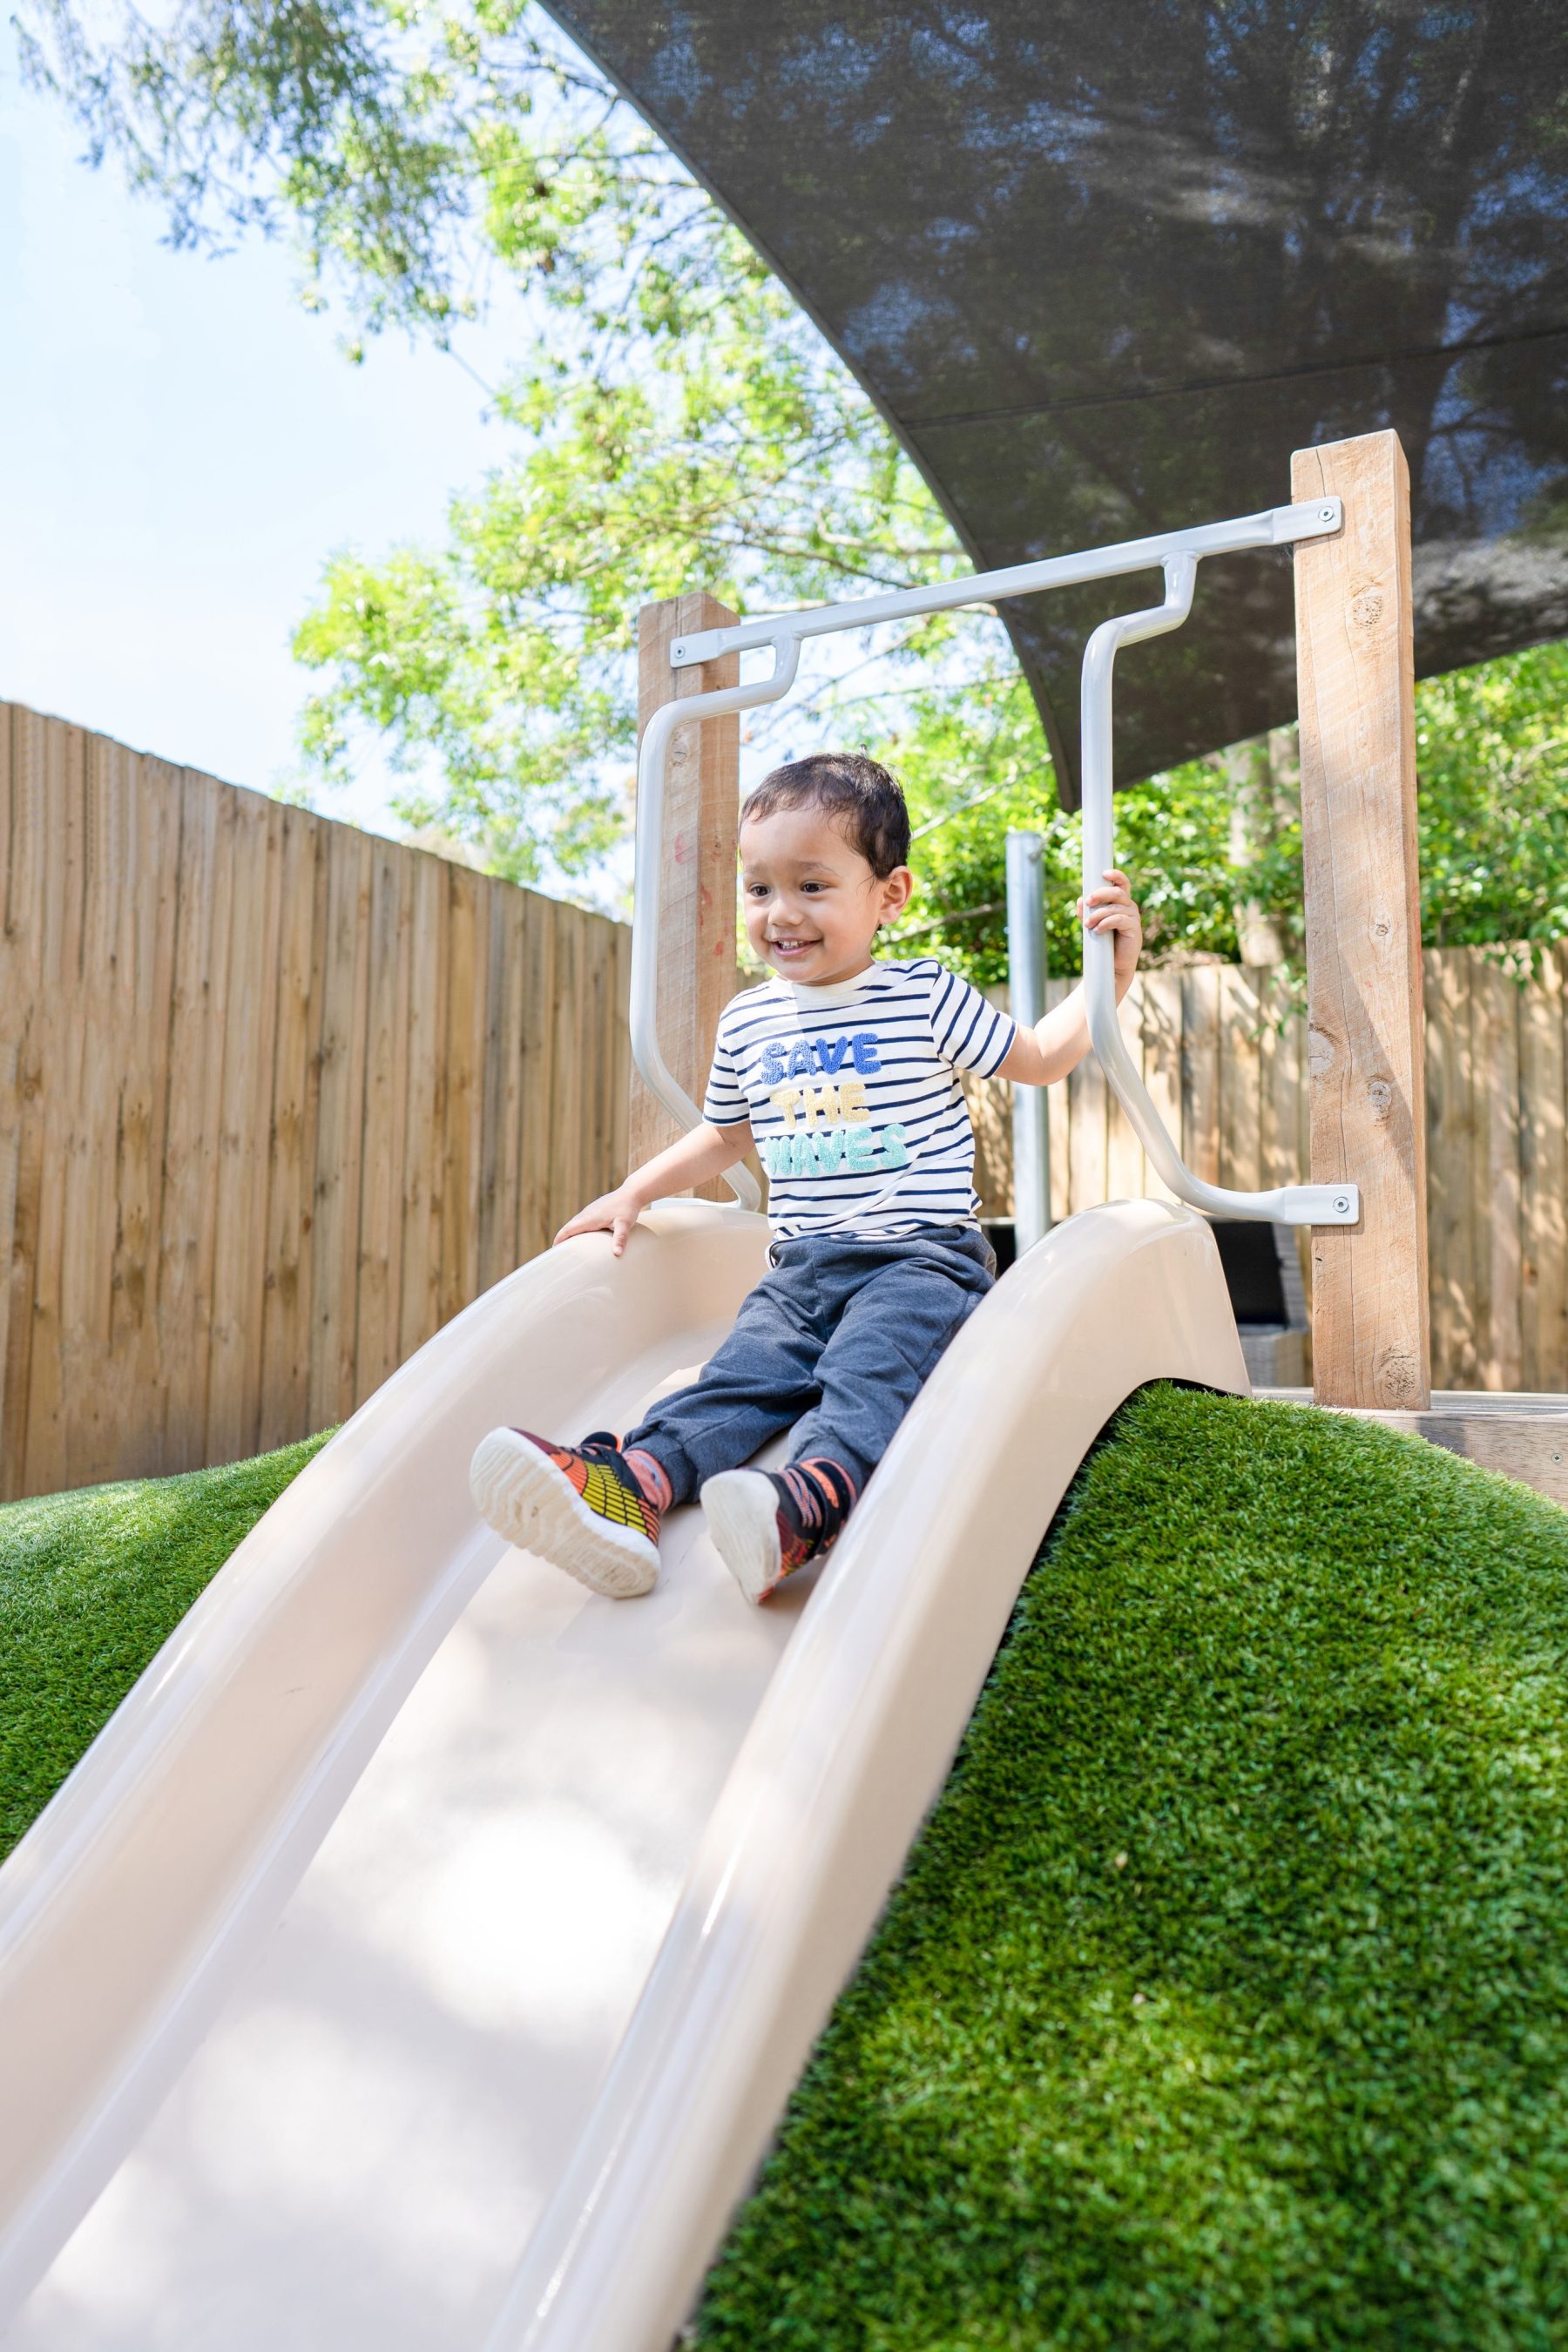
[1292,429,1431,1409]
[632,594,740,1193]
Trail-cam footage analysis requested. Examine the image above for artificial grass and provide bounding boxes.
[8,1389,1568,2342]
[696,1387,1568,2351]
[0,1431,332,1862]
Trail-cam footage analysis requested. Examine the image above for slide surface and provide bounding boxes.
[0,1199,1247,2350]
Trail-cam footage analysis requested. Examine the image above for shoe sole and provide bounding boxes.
[700,1470,783,1605]
[469,1429,659,1599]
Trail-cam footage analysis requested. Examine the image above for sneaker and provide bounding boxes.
[700,1459,855,1605]
[469,1426,660,1598]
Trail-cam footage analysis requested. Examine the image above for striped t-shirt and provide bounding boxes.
[703,958,1017,1240]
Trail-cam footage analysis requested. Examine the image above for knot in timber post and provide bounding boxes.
[669,719,698,781]
[1373,1343,1427,1410]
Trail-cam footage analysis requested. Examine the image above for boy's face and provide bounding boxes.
[739,804,913,987]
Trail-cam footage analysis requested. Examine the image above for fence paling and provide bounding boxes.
[1520,950,1568,1391]
[0,701,632,1503]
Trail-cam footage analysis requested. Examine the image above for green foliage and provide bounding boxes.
[1414,639,1568,951]
[1146,639,1568,978]
[697,1385,1568,2349]
[883,670,1243,982]
[290,220,955,880]
[17,0,569,329]
[885,639,1568,986]
[0,1432,332,1861]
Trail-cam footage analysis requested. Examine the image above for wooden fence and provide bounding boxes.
[966,951,1568,1395]
[5,696,1566,1497]
[0,702,632,1501]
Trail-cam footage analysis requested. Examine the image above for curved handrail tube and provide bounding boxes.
[1078,559,1358,1228]
[632,638,802,1212]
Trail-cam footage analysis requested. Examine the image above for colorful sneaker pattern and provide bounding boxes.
[700,1456,856,1605]
[469,1425,660,1598]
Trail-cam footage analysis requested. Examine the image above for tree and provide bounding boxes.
[874,671,1245,984]
[287,235,965,882]
[21,0,972,882]
[888,639,1568,985]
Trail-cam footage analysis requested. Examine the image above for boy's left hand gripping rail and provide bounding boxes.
[644,496,1359,1229]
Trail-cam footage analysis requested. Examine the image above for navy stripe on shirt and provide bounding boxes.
[702,957,1017,1240]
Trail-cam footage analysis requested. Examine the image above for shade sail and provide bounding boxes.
[540,0,1568,801]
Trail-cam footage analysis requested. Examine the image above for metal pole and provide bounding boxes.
[1005,831,1051,1254]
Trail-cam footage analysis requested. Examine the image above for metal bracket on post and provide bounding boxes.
[630,496,1358,1227]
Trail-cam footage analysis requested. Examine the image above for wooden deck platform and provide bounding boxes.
[1260,1390,1568,1508]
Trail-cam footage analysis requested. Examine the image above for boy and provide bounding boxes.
[470,753,1142,1605]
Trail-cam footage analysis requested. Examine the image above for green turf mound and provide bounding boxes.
[695,1387,1568,2350]
[6,1389,1568,2342]
[0,1432,331,1862]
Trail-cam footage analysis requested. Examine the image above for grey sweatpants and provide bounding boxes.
[622,1224,996,1504]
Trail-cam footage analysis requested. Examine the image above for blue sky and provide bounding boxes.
[0,26,524,840]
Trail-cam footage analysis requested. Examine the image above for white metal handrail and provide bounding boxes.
[1078,559,1357,1225]
[632,645,801,1212]
[635,497,1359,1227]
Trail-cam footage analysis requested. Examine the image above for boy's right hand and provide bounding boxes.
[553,1183,645,1257]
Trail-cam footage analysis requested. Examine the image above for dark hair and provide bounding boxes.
[740,752,910,878]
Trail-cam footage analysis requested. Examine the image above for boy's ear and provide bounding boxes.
[879,865,915,921]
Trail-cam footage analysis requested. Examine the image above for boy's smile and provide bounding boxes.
[739,804,913,988]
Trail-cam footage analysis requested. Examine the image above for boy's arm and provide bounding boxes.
[553,1119,754,1256]
[998,868,1142,1089]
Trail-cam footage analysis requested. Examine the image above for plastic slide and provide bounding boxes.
[0,1196,1247,2351]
